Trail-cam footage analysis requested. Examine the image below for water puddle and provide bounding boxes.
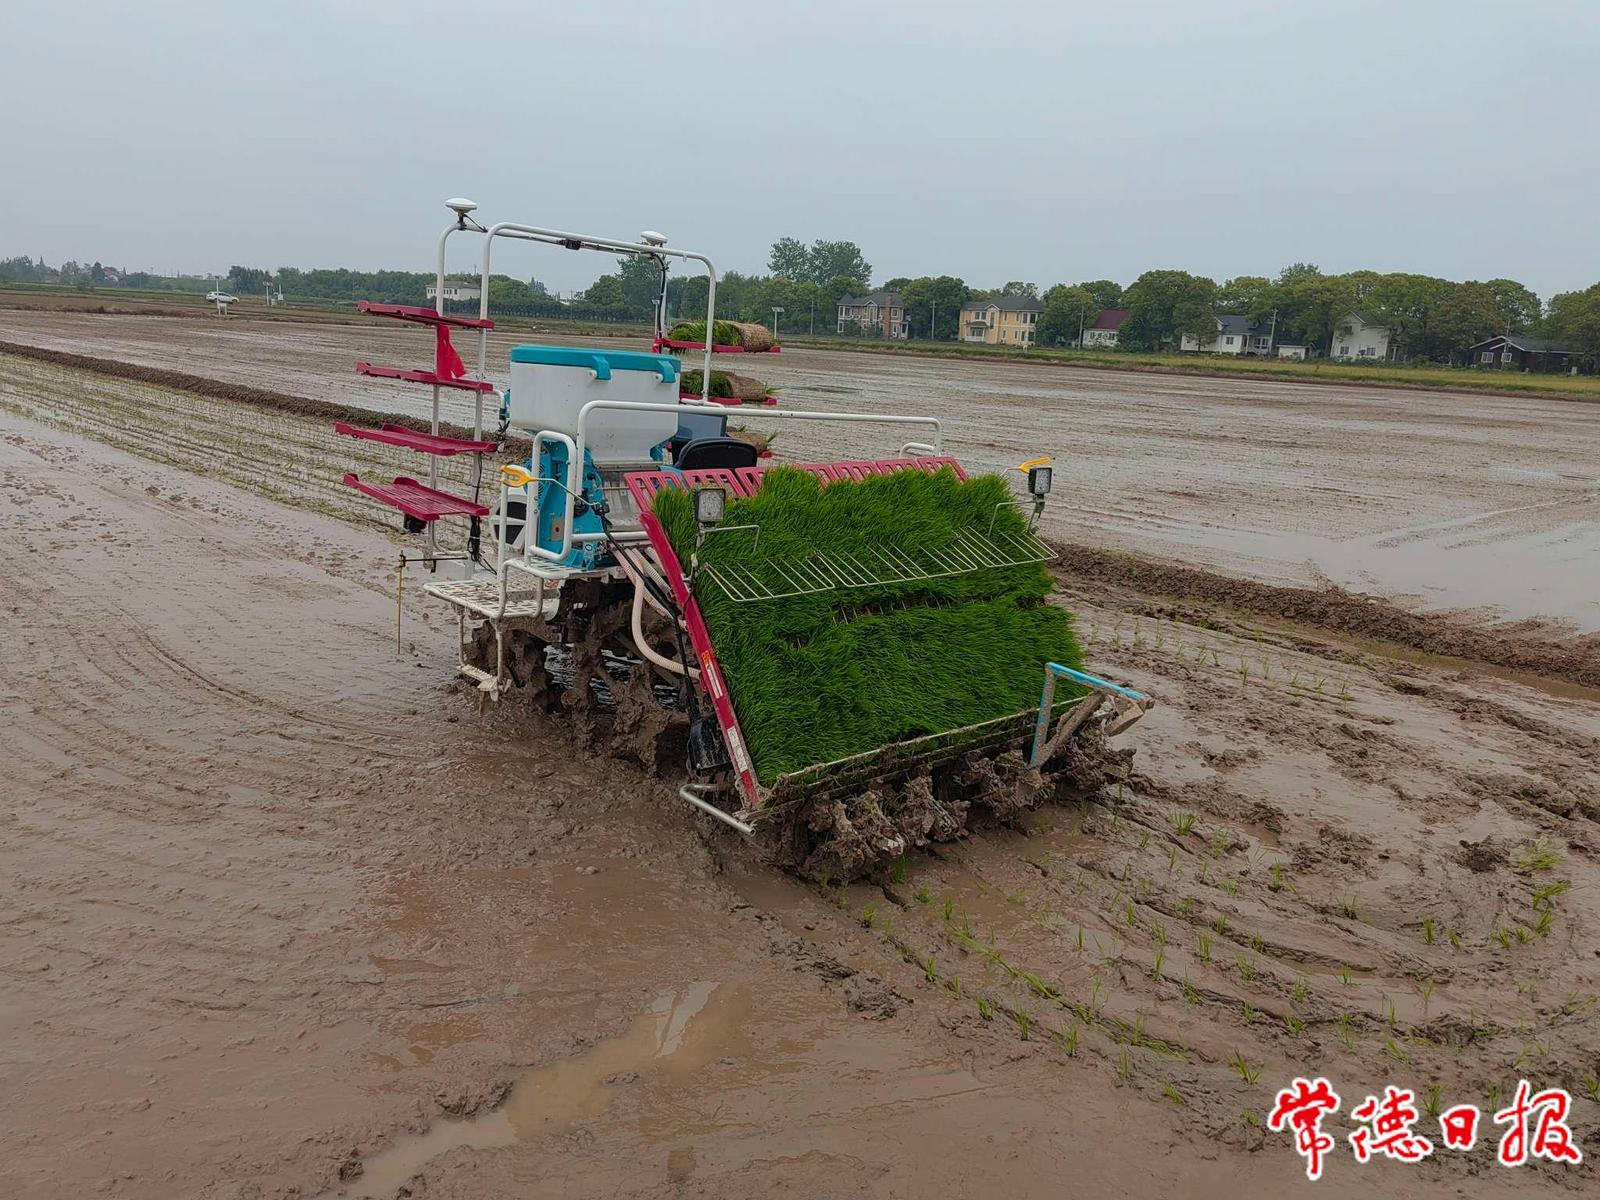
[340,981,750,1198]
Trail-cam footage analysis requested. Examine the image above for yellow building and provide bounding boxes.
[959,295,1045,346]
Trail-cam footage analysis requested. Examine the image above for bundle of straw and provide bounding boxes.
[667,319,778,350]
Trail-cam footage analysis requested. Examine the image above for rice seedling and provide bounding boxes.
[924,954,938,983]
[1152,921,1170,948]
[1268,863,1286,892]
[1384,1035,1410,1064]
[1492,925,1512,950]
[1580,1075,1599,1104]
[1285,1012,1306,1037]
[1338,1013,1356,1050]
[1210,829,1230,859]
[1013,1010,1033,1039]
[1337,966,1352,986]
[1223,878,1240,898]
[1197,933,1212,963]
[1171,810,1197,837]
[914,885,932,904]
[1212,915,1229,935]
[1517,840,1561,873]
[1424,1082,1442,1118]
[1152,946,1166,981]
[1487,1083,1501,1111]
[1230,1050,1261,1084]
[1161,1082,1185,1105]
[948,975,963,998]
[1385,996,1397,1026]
[1242,1000,1256,1024]
[1292,978,1308,1005]
[1237,955,1258,983]
[1422,917,1436,945]
[1449,928,1461,950]
[1181,979,1201,1006]
[1533,909,1554,937]
[942,895,956,922]
[1338,895,1359,920]
[890,856,908,884]
[654,468,1083,781]
[1178,896,1196,917]
[861,904,877,929]
[1075,926,1085,951]
[1124,900,1138,927]
[1059,1023,1081,1056]
[1249,934,1265,954]
[1531,879,1571,910]
[1166,846,1178,872]
[976,996,994,1021]
[1515,925,1530,944]
[1243,1108,1263,1129]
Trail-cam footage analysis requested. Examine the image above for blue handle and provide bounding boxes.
[1046,662,1149,702]
[585,354,612,381]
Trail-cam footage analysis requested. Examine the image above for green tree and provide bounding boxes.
[1544,283,1600,366]
[583,273,626,307]
[1274,270,1356,351]
[1483,278,1540,333]
[807,239,871,290]
[1217,275,1273,320]
[997,280,1039,298]
[1077,279,1124,310]
[1037,284,1098,346]
[617,254,662,310]
[226,265,269,293]
[1363,272,1454,359]
[768,237,810,280]
[901,275,972,340]
[1434,282,1505,361]
[1120,269,1218,349]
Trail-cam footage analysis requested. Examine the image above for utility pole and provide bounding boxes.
[1268,307,1278,357]
[772,306,784,337]
[930,300,937,341]
[809,300,814,336]
[1078,305,1087,349]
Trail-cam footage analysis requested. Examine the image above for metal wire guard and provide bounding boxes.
[700,520,1057,603]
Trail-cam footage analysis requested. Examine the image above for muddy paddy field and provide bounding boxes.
[2,310,1598,1198]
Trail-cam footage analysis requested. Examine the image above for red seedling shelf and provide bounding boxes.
[342,473,490,522]
[356,361,497,393]
[653,337,781,355]
[356,300,494,330]
[334,421,499,456]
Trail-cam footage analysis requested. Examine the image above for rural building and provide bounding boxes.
[1464,334,1582,372]
[1082,308,1130,348]
[1275,339,1308,360]
[1181,314,1272,355]
[1330,312,1394,361]
[426,279,483,303]
[959,295,1045,346]
[836,291,910,339]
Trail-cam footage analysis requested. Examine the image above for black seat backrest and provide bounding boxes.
[675,437,759,471]
[669,410,728,458]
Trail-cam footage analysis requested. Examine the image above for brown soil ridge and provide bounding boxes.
[0,339,532,455]
[1053,541,1600,690]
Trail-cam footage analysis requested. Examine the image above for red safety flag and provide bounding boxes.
[435,325,467,379]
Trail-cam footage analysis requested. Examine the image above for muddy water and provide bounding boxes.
[3,310,1596,630]
[342,981,750,1197]
[5,347,1600,1198]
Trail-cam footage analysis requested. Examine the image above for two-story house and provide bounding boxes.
[1329,312,1395,361]
[836,291,910,339]
[959,295,1045,346]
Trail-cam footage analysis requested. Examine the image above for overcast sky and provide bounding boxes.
[4,0,1596,299]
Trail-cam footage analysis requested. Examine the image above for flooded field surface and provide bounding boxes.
[1,319,1597,1198]
[3,308,1596,630]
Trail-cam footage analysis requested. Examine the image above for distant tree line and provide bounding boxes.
[7,246,1599,365]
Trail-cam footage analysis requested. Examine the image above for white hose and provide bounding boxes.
[621,563,699,679]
